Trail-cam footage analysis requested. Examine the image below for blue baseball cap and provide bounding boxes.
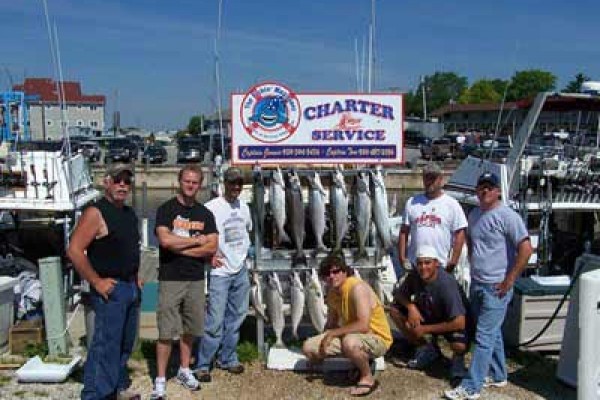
[477,172,500,187]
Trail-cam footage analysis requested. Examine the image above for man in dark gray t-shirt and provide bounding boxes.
[389,245,471,382]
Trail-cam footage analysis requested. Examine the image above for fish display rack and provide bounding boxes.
[248,165,398,354]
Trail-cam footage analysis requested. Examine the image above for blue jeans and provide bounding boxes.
[82,281,140,400]
[461,281,513,394]
[195,268,250,370]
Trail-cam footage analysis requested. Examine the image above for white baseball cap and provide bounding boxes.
[416,245,439,261]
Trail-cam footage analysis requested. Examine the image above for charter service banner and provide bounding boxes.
[231,82,403,165]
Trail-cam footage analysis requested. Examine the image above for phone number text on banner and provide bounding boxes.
[238,145,397,160]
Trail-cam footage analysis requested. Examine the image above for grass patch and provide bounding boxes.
[237,341,260,363]
[33,390,48,397]
[13,390,26,398]
[0,375,11,386]
[23,342,48,359]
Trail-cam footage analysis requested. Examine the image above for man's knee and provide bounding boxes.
[302,337,318,358]
[450,341,467,355]
[341,335,363,356]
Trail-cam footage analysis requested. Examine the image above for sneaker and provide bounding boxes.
[407,343,440,370]
[216,362,245,374]
[117,389,141,400]
[225,364,244,374]
[483,376,508,388]
[150,378,166,400]
[194,369,212,383]
[176,368,200,391]
[444,386,480,400]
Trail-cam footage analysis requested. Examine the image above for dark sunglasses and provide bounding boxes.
[112,174,132,185]
[321,268,343,278]
[476,184,496,192]
[226,179,243,186]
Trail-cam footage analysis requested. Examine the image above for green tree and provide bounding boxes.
[458,79,503,104]
[563,72,591,93]
[403,92,422,117]
[506,69,556,101]
[187,115,205,136]
[422,72,468,116]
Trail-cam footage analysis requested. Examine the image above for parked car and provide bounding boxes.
[142,145,167,164]
[104,138,137,163]
[453,142,480,159]
[78,141,101,162]
[177,138,203,163]
[404,130,431,148]
[473,146,511,162]
[421,137,454,160]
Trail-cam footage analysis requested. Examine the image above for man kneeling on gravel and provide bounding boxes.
[388,245,472,385]
[302,254,393,397]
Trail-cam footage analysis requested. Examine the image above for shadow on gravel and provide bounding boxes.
[505,349,576,400]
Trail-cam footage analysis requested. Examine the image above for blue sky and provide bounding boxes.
[1,0,599,130]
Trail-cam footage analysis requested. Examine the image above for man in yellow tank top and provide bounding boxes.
[302,254,392,397]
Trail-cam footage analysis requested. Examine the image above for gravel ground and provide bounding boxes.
[0,348,576,400]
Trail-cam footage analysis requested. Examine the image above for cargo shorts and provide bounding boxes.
[157,280,205,339]
[303,332,388,359]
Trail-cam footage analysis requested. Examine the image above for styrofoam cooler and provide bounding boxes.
[0,276,18,348]
[578,269,600,400]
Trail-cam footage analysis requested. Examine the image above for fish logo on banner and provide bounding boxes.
[240,82,301,143]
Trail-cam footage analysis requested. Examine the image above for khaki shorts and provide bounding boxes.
[157,280,205,339]
[304,332,388,359]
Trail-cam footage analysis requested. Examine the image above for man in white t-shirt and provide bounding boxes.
[194,167,252,383]
[399,162,467,273]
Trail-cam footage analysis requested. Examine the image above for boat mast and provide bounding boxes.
[213,0,226,162]
[367,0,375,93]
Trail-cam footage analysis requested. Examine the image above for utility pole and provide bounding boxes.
[421,75,428,121]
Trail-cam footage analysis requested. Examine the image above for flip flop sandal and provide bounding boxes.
[350,380,380,397]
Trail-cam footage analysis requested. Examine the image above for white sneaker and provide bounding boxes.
[483,376,508,388]
[176,367,200,391]
[444,385,480,400]
[150,378,166,400]
[407,343,440,369]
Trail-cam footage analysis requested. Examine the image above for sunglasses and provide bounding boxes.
[321,268,343,278]
[112,174,132,185]
[476,184,496,192]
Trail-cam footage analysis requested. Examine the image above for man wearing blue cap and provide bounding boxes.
[445,172,532,400]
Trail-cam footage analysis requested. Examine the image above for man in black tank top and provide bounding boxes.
[68,163,141,400]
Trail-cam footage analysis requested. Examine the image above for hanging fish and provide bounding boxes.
[270,167,290,245]
[371,166,392,251]
[305,268,327,333]
[286,170,306,266]
[353,171,371,262]
[265,272,285,348]
[250,271,267,321]
[290,270,305,340]
[331,166,349,252]
[307,171,328,254]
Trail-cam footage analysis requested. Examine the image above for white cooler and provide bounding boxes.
[0,276,18,348]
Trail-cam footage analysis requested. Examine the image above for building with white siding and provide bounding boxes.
[13,78,106,140]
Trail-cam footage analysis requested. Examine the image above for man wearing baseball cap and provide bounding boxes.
[445,172,532,400]
[389,245,472,385]
[399,162,468,274]
[194,167,252,382]
[68,163,141,399]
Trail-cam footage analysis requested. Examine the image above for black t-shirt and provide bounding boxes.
[397,269,470,326]
[155,197,217,281]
